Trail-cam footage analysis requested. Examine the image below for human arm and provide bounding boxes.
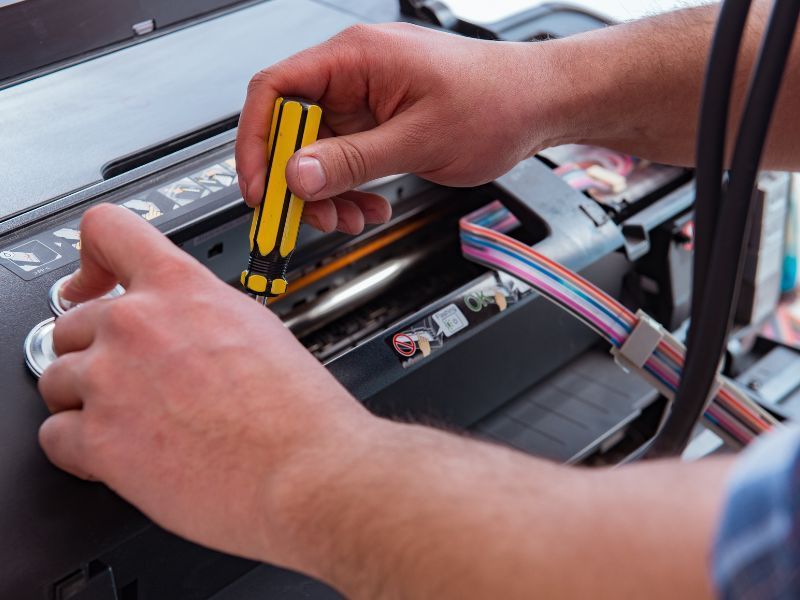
[236,1,800,234]
[272,421,733,600]
[41,205,734,599]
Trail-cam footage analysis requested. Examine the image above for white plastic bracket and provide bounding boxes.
[611,309,665,369]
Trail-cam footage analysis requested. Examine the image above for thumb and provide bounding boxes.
[286,116,423,200]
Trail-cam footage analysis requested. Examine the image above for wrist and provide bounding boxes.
[515,31,652,154]
[254,401,393,578]
[530,38,619,150]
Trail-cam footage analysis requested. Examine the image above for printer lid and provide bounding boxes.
[0,0,359,223]
[0,0,260,84]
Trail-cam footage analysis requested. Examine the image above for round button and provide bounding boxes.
[48,274,125,316]
[24,317,57,379]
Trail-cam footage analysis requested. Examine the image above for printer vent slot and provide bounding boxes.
[102,114,239,179]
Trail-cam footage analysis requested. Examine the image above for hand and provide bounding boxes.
[37,204,375,564]
[236,23,564,234]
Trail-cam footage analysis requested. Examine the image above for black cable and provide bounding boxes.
[645,0,751,456]
[647,0,800,457]
[691,0,752,314]
[643,0,752,457]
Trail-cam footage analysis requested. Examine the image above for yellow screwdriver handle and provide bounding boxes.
[240,97,322,298]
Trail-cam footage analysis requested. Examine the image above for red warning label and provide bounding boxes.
[392,332,417,357]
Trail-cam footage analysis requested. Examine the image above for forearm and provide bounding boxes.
[265,420,733,599]
[537,1,798,169]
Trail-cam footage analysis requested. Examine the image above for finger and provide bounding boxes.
[340,190,392,224]
[61,204,182,303]
[236,45,342,207]
[301,198,337,232]
[318,121,335,140]
[285,114,425,202]
[38,353,84,413]
[52,300,106,355]
[39,411,93,480]
[332,197,365,235]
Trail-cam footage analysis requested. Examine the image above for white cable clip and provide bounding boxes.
[610,310,678,400]
[611,309,665,369]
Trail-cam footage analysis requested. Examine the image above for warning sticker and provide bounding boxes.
[0,240,62,272]
[0,157,241,281]
[386,272,533,367]
[392,333,417,357]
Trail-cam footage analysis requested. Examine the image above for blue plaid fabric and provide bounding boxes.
[714,426,800,599]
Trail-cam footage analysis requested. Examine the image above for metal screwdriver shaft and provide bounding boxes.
[241,97,322,304]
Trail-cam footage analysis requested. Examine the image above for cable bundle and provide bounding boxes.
[460,201,778,448]
[646,0,800,456]
[553,148,635,195]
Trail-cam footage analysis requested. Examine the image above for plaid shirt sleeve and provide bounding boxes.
[713,425,800,599]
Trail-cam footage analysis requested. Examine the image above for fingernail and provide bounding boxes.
[297,156,326,196]
[336,220,361,235]
[362,208,386,224]
[245,177,261,206]
[304,214,322,230]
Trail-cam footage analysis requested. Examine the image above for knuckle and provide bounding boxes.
[81,351,110,389]
[337,23,375,43]
[37,419,55,448]
[38,418,67,456]
[82,360,127,409]
[382,21,417,35]
[37,359,61,398]
[332,138,368,186]
[246,68,274,96]
[81,414,110,456]
[150,253,200,287]
[103,297,147,334]
[40,353,75,385]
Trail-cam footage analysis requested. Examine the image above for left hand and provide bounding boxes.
[37,204,376,565]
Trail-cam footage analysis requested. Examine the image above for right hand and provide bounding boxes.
[236,23,564,234]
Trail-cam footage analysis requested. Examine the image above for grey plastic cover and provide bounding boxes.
[0,0,358,221]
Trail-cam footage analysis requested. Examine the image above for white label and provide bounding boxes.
[432,303,468,337]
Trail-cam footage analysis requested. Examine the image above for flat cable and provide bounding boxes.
[460,202,778,449]
[647,0,800,457]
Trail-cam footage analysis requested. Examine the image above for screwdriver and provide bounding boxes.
[241,97,323,304]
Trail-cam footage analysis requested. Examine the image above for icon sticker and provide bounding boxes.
[432,304,468,337]
[386,273,534,366]
[123,198,163,221]
[0,250,39,263]
[0,240,61,271]
[53,228,80,241]
[1,153,243,281]
[53,227,82,251]
[158,178,210,206]
[392,332,417,357]
[191,164,236,192]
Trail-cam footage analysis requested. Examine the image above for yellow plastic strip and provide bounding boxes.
[248,98,284,251]
[256,99,302,255]
[280,104,323,257]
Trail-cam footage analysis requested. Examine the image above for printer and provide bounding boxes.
[0,1,792,598]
